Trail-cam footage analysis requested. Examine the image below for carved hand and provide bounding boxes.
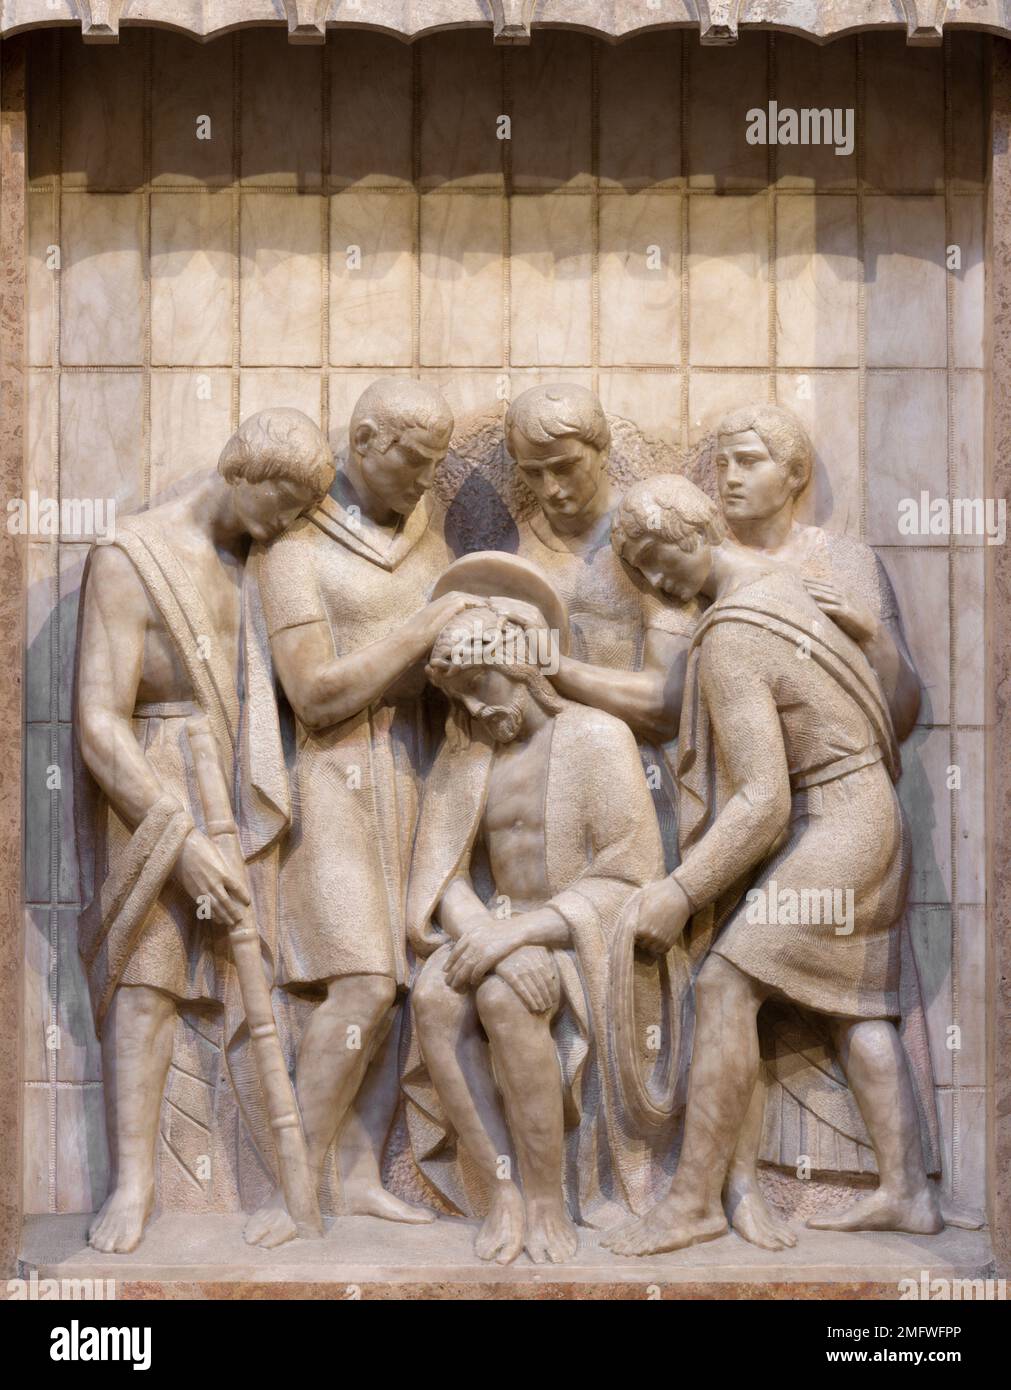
[174,829,251,929]
[803,579,880,646]
[496,945,557,1014]
[631,877,692,957]
[444,921,518,991]
[418,590,487,645]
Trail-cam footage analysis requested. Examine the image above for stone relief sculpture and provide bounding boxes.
[247,377,475,1246]
[71,380,954,1263]
[603,473,941,1255]
[405,557,673,1263]
[74,409,335,1254]
[704,405,944,1248]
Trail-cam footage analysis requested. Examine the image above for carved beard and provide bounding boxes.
[473,691,526,744]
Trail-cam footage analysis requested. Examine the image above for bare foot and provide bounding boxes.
[725,1178,797,1251]
[88,1179,155,1254]
[524,1197,579,1264]
[602,1194,727,1257]
[244,1189,299,1249]
[807,1185,942,1235]
[344,1182,437,1225]
[474,1182,525,1264]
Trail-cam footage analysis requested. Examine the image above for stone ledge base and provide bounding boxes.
[16,1213,999,1300]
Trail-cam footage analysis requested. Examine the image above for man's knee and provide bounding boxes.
[116,984,175,1027]
[475,975,524,1032]
[696,953,760,1012]
[412,960,456,1031]
[324,973,396,1030]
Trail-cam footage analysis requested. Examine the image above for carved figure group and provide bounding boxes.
[74,378,951,1264]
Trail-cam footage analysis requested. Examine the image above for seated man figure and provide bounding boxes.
[407,595,666,1265]
[604,474,941,1256]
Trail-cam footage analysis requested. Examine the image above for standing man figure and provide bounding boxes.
[76,409,334,1254]
[505,383,697,866]
[604,474,941,1256]
[252,378,475,1246]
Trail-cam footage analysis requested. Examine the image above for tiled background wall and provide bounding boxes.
[21,27,988,1215]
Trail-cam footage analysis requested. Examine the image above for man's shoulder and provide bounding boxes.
[556,700,638,753]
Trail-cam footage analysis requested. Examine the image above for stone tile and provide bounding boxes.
[864,196,947,369]
[27,192,56,366]
[239,194,323,366]
[25,370,57,506]
[863,36,944,193]
[57,546,88,728]
[952,549,985,727]
[61,33,145,189]
[953,371,986,538]
[56,1085,109,1214]
[877,548,950,725]
[331,191,414,368]
[240,30,322,188]
[419,31,503,190]
[948,33,987,194]
[687,37,769,190]
[239,370,322,428]
[510,195,592,367]
[951,195,985,370]
[774,36,858,191]
[775,195,859,368]
[60,373,145,528]
[420,193,503,367]
[23,909,52,1086]
[598,31,682,189]
[688,195,769,366]
[330,30,413,189]
[776,371,861,535]
[598,373,682,451]
[24,724,54,906]
[22,1087,50,1216]
[955,905,986,1090]
[954,728,984,905]
[599,193,681,367]
[865,372,948,547]
[897,725,951,906]
[60,195,145,367]
[510,32,592,190]
[56,913,102,1084]
[151,33,234,186]
[150,371,233,501]
[951,1087,987,1212]
[688,371,772,449]
[151,192,234,367]
[25,540,54,725]
[908,906,953,1090]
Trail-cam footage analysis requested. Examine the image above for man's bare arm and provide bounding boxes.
[550,629,688,744]
[672,630,792,911]
[269,592,478,733]
[76,546,167,830]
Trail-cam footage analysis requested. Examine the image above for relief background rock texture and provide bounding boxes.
[3,25,999,1262]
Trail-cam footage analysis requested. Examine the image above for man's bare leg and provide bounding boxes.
[90,984,176,1254]
[245,972,396,1248]
[724,1068,797,1250]
[475,975,578,1264]
[603,955,767,1257]
[413,958,525,1263]
[336,1002,436,1224]
[808,1018,942,1234]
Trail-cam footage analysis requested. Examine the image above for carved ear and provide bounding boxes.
[351,418,377,457]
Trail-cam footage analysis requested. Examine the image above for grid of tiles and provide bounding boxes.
[22,25,988,1214]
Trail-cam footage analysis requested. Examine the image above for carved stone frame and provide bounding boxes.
[0,21,1008,1289]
